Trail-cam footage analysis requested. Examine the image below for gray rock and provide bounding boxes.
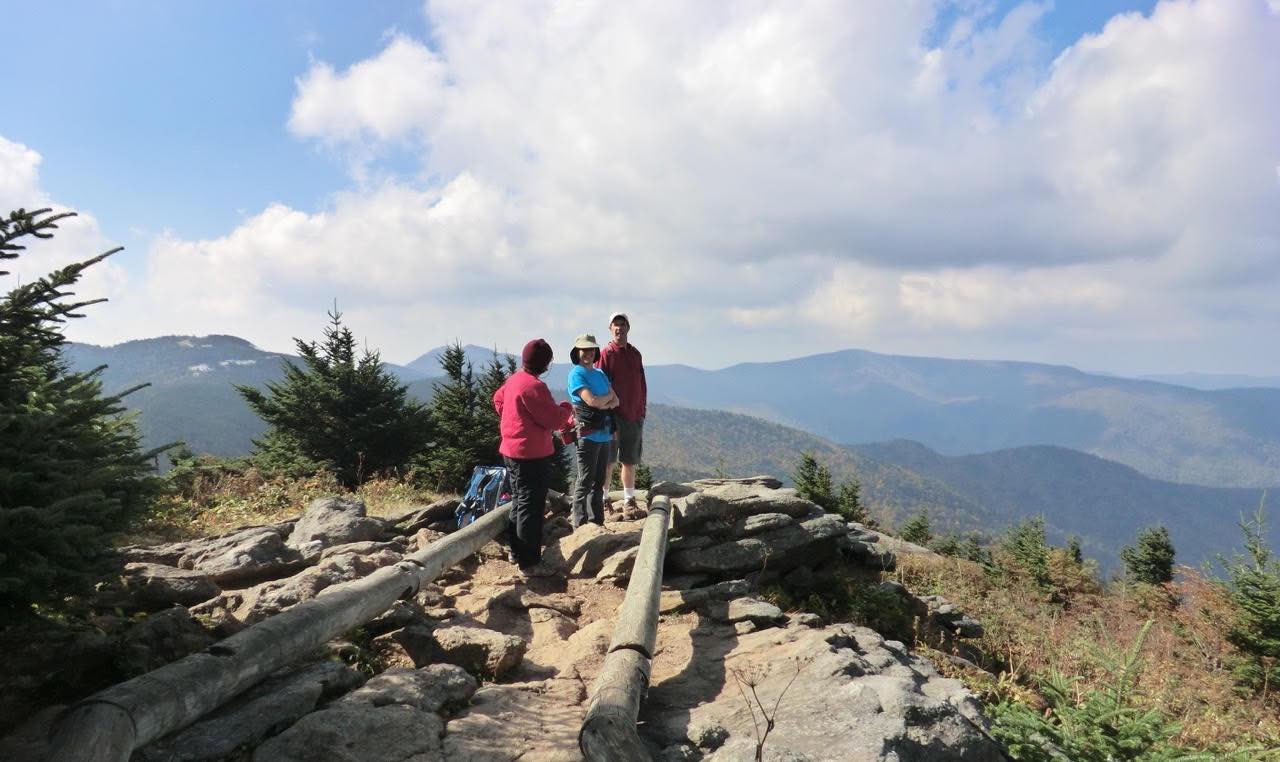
[175,525,303,585]
[596,545,640,582]
[288,496,385,552]
[429,626,527,678]
[668,514,847,575]
[650,481,697,498]
[543,522,641,576]
[660,579,751,613]
[686,475,784,490]
[139,660,364,761]
[646,623,1004,762]
[199,545,403,626]
[737,512,796,535]
[706,597,784,626]
[122,562,221,608]
[842,537,898,571]
[674,487,818,531]
[669,534,713,553]
[251,704,444,762]
[337,664,477,713]
[116,607,214,675]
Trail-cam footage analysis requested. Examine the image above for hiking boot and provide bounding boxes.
[622,497,647,520]
[518,561,559,578]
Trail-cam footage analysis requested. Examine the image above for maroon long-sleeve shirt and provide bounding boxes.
[598,341,647,422]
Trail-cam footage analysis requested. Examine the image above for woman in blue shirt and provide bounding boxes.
[567,334,619,528]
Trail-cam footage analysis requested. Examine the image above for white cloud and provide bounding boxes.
[17,0,1277,373]
[0,136,132,342]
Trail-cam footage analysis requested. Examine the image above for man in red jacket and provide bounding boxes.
[599,312,647,518]
[492,339,562,576]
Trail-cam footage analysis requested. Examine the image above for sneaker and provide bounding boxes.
[518,561,559,578]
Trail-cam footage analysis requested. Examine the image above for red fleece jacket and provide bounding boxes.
[493,370,563,459]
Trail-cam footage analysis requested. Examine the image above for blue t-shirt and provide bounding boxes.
[567,365,614,442]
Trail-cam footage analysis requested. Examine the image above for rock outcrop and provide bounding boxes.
[8,477,1002,762]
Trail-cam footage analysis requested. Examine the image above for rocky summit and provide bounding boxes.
[2,478,1002,761]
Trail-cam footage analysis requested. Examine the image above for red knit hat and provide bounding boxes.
[521,338,553,375]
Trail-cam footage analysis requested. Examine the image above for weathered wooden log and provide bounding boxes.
[608,496,671,657]
[580,495,670,761]
[47,504,511,762]
[579,649,653,762]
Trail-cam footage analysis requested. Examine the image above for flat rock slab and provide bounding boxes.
[251,704,445,762]
[544,523,641,577]
[176,525,304,585]
[643,623,1004,762]
[705,597,784,626]
[337,664,477,713]
[441,674,589,761]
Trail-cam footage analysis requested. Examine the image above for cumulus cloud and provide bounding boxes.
[0,136,132,343]
[119,0,1280,370]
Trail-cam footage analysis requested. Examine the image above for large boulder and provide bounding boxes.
[287,496,385,554]
[122,563,221,609]
[673,485,819,531]
[373,625,527,679]
[667,514,847,575]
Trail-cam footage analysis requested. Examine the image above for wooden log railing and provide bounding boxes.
[579,494,671,761]
[48,504,512,762]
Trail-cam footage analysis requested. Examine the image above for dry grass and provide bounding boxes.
[897,553,1280,753]
[128,464,448,543]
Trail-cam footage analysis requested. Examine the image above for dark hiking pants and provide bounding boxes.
[504,454,550,567]
[572,438,609,528]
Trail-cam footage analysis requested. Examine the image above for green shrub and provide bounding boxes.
[989,621,1200,761]
[792,451,834,511]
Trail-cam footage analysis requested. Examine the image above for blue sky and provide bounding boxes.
[3,1,1278,374]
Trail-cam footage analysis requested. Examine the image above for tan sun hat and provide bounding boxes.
[570,333,600,365]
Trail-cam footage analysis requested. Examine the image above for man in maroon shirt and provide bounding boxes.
[598,312,647,517]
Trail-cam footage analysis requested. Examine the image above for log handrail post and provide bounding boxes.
[579,494,671,761]
[48,504,512,762]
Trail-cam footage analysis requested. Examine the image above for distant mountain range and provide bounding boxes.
[643,348,1280,488]
[59,335,1278,570]
[1139,372,1280,390]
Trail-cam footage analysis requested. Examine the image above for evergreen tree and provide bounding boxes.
[899,510,933,545]
[1001,517,1051,590]
[237,309,431,489]
[416,343,518,492]
[792,451,834,511]
[1220,506,1280,693]
[1119,526,1175,586]
[1,208,163,610]
[1066,535,1085,566]
[835,478,867,523]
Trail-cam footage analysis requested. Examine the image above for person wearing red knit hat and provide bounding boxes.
[492,339,562,577]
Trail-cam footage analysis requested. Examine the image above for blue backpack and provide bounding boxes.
[455,466,512,528]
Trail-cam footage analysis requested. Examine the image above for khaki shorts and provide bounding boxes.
[610,417,644,465]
